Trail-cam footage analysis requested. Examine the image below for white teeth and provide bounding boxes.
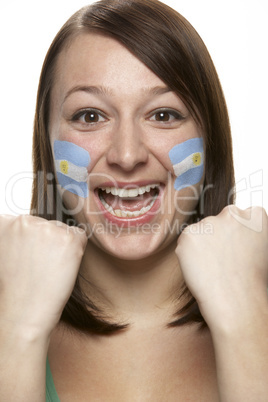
[127,188,139,197]
[100,183,160,198]
[108,206,115,215]
[99,191,158,218]
[114,209,122,217]
[132,210,140,217]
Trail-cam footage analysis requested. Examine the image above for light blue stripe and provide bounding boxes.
[56,172,88,198]
[169,138,203,165]
[174,164,204,190]
[54,141,90,167]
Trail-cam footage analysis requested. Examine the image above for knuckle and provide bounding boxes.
[15,214,31,230]
[250,206,266,217]
[59,226,81,248]
[179,223,195,241]
[220,205,231,214]
[0,214,15,229]
[14,214,44,228]
[220,204,239,217]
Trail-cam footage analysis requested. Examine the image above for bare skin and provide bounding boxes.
[48,34,267,401]
[0,32,267,401]
[48,323,219,401]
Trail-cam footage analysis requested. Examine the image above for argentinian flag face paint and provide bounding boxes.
[53,140,90,198]
[169,137,204,190]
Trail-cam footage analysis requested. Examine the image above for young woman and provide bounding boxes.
[0,1,267,401]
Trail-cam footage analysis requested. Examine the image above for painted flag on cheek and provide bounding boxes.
[169,137,204,190]
[53,140,90,198]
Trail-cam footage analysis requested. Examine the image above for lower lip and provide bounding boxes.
[94,187,163,228]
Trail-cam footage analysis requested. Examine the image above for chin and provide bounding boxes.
[92,230,166,261]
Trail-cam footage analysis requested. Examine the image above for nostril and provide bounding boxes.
[106,127,149,170]
[106,149,149,171]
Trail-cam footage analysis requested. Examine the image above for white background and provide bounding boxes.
[0,0,267,215]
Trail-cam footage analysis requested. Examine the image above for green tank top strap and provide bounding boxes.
[46,358,60,402]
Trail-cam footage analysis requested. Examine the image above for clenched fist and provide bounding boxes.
[176,206,268,333]
[0,215,87,338]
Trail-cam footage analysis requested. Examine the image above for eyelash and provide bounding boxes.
[71,108,106,124]
[71,108,185,126]
[148,108,185,123]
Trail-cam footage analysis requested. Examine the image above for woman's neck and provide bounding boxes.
[79,239,185,328]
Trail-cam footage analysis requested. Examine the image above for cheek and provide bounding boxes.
[60,135,106,172]
[168,137,204,191]
[173,183,204,220]
[53,140,91,198]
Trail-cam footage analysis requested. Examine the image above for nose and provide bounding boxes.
[106,119,149,171]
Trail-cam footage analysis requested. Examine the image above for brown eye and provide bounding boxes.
[84,112,100,123]
[72,109,106,124]
[149,109,184,124]
[155,111,171,121]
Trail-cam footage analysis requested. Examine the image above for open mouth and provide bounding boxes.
[97,183,160,218]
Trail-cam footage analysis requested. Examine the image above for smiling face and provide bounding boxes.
[49,32,204,260]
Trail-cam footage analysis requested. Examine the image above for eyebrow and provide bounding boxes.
[63,85,112,104]
[63,85,173,104]
[143,86,172,96]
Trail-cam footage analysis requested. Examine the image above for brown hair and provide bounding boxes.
[31,0,235,333]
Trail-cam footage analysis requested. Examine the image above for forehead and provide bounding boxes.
[53,32,166,97]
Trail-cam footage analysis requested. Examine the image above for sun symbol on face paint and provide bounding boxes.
[60,160,69,174]
[192,152,201,166]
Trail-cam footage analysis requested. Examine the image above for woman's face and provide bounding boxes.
[49,33,204,260]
